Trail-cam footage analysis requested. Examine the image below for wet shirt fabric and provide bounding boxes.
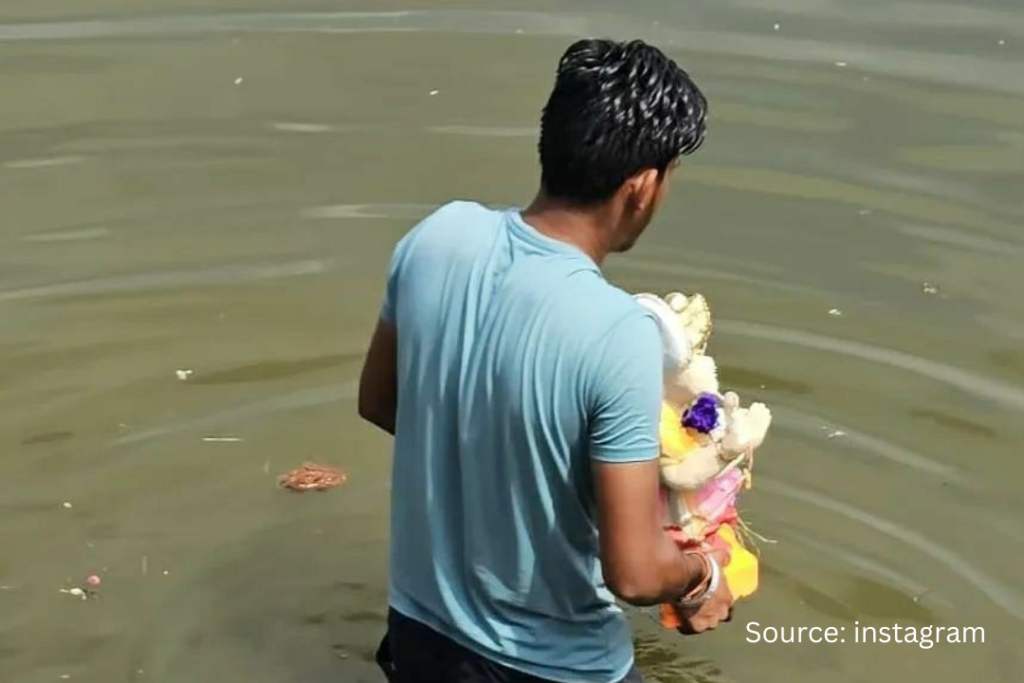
[382,201,663,683]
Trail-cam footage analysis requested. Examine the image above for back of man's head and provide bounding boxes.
[538,39,707,206]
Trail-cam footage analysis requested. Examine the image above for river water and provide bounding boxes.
[2,1,1022,682]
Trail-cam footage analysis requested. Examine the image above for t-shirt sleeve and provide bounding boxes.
[587,310,664,463]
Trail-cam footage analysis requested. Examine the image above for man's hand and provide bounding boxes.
[673,546,735,634]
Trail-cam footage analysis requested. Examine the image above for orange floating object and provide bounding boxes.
[278,462,347,492]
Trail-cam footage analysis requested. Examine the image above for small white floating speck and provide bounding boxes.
[163,570,170,576]
[827,429,847,439]
[998,39,1006,46]
[202,436,243,443]
[773,23,781,31]
[835,61,848,68]
[858,209,873,216]
[828,308,843,317]
[429,89,439,96]
[60,587,88,600]
[175,369,193,381]
[922,282,940,295]
[62,502,73,509]
[234,77,244,85]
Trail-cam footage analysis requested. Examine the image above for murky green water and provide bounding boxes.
[2,1,1022,682]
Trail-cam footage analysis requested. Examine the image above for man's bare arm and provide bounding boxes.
[593,458,707,606]
[358,318,398,435]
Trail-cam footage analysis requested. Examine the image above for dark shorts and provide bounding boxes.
[376,608,643,683]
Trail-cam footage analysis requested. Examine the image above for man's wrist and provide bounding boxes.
[661,548,709,603]
[677,551,720,608]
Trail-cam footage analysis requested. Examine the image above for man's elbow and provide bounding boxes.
[358,396,395,434]
[605,568,663,606]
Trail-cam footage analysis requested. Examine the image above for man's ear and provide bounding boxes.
[627,168,663,213]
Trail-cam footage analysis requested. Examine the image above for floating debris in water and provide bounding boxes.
[429,89,439,96]
[234,77,244,85]
[175,369,193,381]
[828,308,843,317]
[857,209,873,216]
[773,23,781,31]
[922,282,940,295]
[998,39,1006,46]
[202,436,243,443]
[86,575,101,589]
[141,556,148,576]
[278,462,347,492]
[60,587,88,600]
[821,425,847,440]
[835,61,848,68]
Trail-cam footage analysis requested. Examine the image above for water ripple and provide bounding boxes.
[760,477,1024,622]
[270,122,335,134]
[426,125,537,138]
[301,204,433,220]
[0,259,326,303]
[771,404,968,483]
[895,222,1024,257]
[21,228,111,243]
[718,319,1024,411]
[787,533,952,609]
[114,381,359,446]
[3,155,86,170]
[0,10,1020,94]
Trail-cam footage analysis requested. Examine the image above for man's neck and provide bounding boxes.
[520,192,615,266]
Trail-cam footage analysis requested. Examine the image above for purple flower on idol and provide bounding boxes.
[682,393,720,434]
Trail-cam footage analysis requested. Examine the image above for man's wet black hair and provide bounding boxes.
[538,38,708,205]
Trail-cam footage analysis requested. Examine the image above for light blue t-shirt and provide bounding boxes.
[381,200,663,683]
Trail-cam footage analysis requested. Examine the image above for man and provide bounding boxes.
[358,38,733,683]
